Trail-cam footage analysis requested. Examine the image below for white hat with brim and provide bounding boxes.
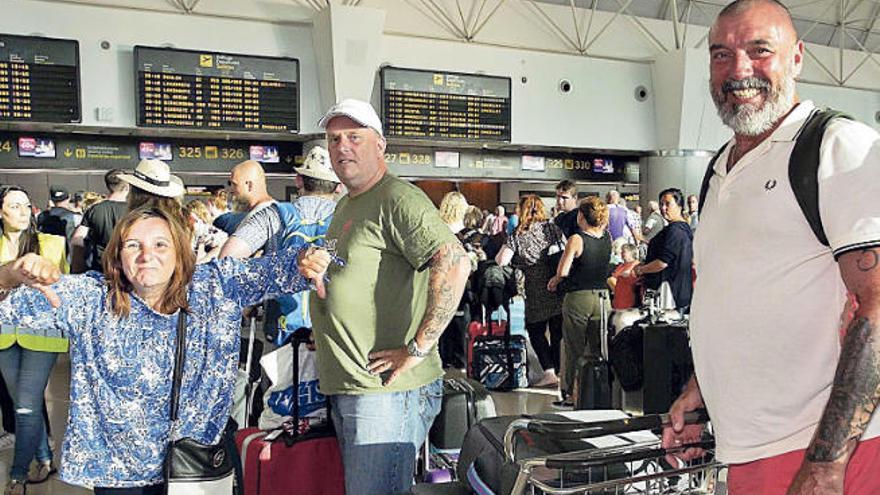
[119,159,185,198]
[294,146,339,183]
[317,99,384,136]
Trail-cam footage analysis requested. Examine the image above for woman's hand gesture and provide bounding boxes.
[297,247,332,299]
[1,254,62,307]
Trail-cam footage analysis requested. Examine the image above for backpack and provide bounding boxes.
[266,202,333,347]
[698,108,851,247]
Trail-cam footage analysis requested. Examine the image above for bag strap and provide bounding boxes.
[697,143,728,215]
[169,311,187,423]
[164,310,187,486]
[788,108,851,247]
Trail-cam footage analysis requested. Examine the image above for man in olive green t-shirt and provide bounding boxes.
[305,99,470,495]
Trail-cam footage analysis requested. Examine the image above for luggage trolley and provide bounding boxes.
[504,411,726,495]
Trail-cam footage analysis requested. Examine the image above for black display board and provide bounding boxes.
[0,34,81,123]
[135,46,299,133]
[381,67,511,141]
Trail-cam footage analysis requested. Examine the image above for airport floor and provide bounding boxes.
[0,354,561,493]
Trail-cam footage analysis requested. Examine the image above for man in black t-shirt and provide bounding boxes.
[37,187,77,257]
[553,180,580,237]
[71,169,130,273]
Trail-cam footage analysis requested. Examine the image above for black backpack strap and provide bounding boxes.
[697,143,730,214]
[788,108,852,247]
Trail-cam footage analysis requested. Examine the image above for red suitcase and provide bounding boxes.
[235,427,344,495]
[235,332,345,494]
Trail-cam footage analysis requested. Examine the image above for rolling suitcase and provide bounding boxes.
[466,307,508,375]
[423,377,496,484]
[642,321,693,414]
[471,334,528,390]
[235,335,344,495]
[574,292,612,409]
[430,377,496,450]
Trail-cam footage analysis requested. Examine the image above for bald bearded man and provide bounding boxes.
[661,1,880,494]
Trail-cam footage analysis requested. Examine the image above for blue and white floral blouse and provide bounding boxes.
[0,248,308,488]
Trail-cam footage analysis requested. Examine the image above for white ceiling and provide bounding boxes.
[533,0,880,51]
[22,0,880,52]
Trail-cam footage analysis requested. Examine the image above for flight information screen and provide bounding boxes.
[0,34,81,123]
[381,67,511,141]
[135,46,299,132]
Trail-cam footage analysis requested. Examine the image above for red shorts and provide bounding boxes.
[727,436,880,495]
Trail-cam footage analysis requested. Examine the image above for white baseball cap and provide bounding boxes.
[295,146,339,183]
[318,99,383,136]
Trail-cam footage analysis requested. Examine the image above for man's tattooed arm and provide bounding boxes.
[415,241,471,349]
[808,248,880,464]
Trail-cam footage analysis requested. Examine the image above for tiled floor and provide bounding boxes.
[0,351,562,493]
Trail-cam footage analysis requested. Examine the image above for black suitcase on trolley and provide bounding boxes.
[457,410,711,495]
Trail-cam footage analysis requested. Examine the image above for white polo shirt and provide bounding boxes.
[691,101,880,464]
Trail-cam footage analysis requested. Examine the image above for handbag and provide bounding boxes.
[165,311,235,494]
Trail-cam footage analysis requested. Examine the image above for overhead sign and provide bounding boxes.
[0,34,81,123]
[381,66,511,142]
[135,46,299,133]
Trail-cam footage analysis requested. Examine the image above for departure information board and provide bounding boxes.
[135,46,299,132]
[381,67,511,141]
[0,34,81,123]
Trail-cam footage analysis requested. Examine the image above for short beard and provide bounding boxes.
[712,69,796,136]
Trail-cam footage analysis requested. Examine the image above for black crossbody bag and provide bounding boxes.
[164,311,235,494]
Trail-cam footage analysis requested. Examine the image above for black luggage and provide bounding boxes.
[574,354,613,410]
[430,377,496,450]
[574,292,612,409]
[642,321,693,414]
[458,410,710,495]
[609,317,693,414]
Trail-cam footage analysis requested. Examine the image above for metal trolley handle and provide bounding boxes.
[543,437,715,470]
[504,409,710,463]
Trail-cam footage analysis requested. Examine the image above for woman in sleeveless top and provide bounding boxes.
[548,197,612,404]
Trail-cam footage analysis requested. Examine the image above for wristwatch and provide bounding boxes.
[406,338,430,358]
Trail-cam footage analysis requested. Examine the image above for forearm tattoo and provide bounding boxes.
[807,317,880,462]
[419,242,469,344]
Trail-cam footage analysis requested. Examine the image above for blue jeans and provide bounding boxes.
[330,379,443,495]
[0,345,58,481]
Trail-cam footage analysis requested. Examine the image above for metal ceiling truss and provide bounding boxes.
[401,0,507,41]
[398,0,878,88]
[167,0,201,14]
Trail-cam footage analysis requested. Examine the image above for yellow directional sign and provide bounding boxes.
[75,149,86,159]
[64,149,72,158]
[204,146,218,159]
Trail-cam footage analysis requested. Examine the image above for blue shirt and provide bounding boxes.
[0,249,308,488]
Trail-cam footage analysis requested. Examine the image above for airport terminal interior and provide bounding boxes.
[1,0,880,493]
